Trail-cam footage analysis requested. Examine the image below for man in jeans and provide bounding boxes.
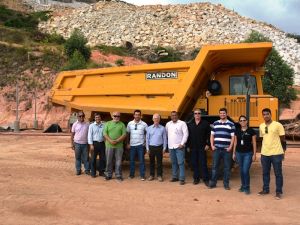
[146,113,167,182]
[71,111,90,175]
[209,108,235,190]
[103,112,126,181]
[127,110,148,181]
[166,111,189,185]
[258,108,286,200]
[88,113,105,178]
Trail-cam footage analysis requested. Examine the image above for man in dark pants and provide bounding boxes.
[146,113,167,182]
[209,108,235,190]
[88,113,106,178]
[258,108,286,200]
[187,109,211,186]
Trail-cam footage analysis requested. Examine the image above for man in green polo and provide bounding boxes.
[103,111,126,181]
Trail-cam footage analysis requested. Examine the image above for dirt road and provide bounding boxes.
[0,135,299,225]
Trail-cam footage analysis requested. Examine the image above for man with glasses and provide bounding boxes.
[166,111,189,185]
[103,112,126,181]
[146,113,167,182]
[187,109,211,186]
[258,108,286,200]
[209,108,235,190]
[88,113,105,178]
[127,110,148,181]
[71,111,90,175]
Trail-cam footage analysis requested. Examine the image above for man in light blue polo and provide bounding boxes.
[127,110,148,181]
[88,113,105,178]
[146,113,167,182]
[209,108,235,190]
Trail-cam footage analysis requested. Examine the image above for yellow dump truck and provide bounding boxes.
[50,42,277,126]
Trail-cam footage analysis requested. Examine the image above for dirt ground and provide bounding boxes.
[0,135,299,225]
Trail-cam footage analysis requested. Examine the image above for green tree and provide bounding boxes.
[243,30,296,106]
[64,29,91,61]
[62,50,87,71]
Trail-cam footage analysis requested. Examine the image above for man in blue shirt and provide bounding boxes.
[88,113,105,178]
[146,113,167,182]
[209,108,235,190]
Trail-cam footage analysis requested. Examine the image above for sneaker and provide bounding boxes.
[224,186,231,190]
[116,177,123,182]
[275,192,282,200]
[128,175,134,179]
[257,190,269,196]
[193,179,200,185]
[238,187,244,192]
[148,176,154,181]
[157,176,163,182]
[170,178,179,182]
[140,177,145,181]
[244,190,250,195]
[76,170,81,176]
[180,180,185,185]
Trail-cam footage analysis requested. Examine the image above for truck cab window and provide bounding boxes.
[230,75,258,95]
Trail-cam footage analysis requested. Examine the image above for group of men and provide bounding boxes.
[71,107,286,198]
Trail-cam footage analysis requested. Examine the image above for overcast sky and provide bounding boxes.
[123,0,299,34]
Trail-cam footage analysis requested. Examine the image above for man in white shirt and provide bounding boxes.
[126,110,148,180]
[166,111,189,185]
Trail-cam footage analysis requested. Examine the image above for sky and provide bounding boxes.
[123,0,300,34]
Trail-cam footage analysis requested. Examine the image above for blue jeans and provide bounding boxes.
[191,148,209,182]
[211,148,232,187]
[170,148,185,181]
[236,152,253,191]
[129,144,145,177]
[74,143,89,172]
[261,154,284,194]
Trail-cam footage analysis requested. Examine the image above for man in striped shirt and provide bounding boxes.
[209,108,235,190]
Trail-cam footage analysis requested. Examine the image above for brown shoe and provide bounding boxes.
[148,176,154,181]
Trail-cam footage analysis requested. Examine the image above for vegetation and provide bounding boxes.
[148,46,183,63]
[115,59,125,66]
[287,33,300,43]
[243,31,297,106]
[62,50,87,71]
[95,44,131,56]
[64,29,91,61]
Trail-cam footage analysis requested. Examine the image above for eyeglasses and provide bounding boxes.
[78,115,85,118]
[239,119,246,122]
[113,115,120,118]
[194,112,201,115]
[135,124,137,130]
[265,126,268,134]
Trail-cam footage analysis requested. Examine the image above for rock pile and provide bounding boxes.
[37,1,300,84]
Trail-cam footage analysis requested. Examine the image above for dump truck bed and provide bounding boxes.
[50,42,272,118]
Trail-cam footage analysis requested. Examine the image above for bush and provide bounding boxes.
[64,29,91,61]
[115,59,124,66]
[96,44,130,56]
[243,30,297,106]
[148,46,183,63]
[62,50,87,71]
[287,33,300,43]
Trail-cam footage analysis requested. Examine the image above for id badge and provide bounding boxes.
[241,140,244,145]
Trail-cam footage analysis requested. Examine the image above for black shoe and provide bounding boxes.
[258,190,269,196]
[238,187,244,192]
[170,178,179,182]
[275,192,282,200]
[99,172,105,177]
[208,181,216,189]
[224,186,231,190]
[85,170,91,175]
[193,179,200,185]
[180,180,185,185]
[76,170,81,176]
[204,181,210,187]
[105,176,112,181]
[91,174,96,178]
[116,177,123,182]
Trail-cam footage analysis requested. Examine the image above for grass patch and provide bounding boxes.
[95,44,130,56]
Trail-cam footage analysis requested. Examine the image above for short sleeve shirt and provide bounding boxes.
[103,120,126,148]
[235,127,256,153]
[259,121,285,156]
[127,120,148,146]
[71,121,89,144]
